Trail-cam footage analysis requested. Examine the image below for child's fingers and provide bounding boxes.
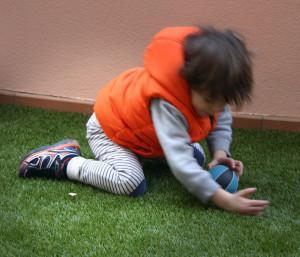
[207,160,218,169]
[209,157,235,169]
[249,199,270,206]
[238,189,270,206]
[244,200,269,215]
[234,161,244,176]
[236,187,257,198]
[234,170,242,178]
[240,201,269,215]
[249,204,269,214]
[248,206,266,213]
[221,158,235,168]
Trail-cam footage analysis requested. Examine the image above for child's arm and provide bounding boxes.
[151,99,269,215]
[206,106,244,176]
[205,107,269,213]
[151,98,220,203]
[206,105,232,158]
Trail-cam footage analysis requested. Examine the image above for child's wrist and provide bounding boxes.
[213,150,228,159]
[211,188,233,210]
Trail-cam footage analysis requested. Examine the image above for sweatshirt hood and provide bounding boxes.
[143,26,200,87]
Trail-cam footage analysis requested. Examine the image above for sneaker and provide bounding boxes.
[19,139,81,179]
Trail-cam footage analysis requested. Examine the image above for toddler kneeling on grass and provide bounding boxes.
[19,26,269,216]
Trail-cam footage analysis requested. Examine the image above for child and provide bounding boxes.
[19,26,269,215]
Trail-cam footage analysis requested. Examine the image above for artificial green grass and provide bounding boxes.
[0,104,299,257]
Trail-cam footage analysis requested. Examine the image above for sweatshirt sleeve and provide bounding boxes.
[206,105,233,157]
[150,98,220,203]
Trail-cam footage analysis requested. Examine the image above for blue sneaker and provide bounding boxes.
[19,139,81,179]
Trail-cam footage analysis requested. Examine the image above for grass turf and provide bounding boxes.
[0,104,299,257]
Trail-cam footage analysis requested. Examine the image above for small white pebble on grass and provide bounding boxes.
[68,193,77,197]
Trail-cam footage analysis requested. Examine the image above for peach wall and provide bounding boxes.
[1,0,299,118]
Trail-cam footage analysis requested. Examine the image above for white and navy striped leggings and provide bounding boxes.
[77,113,205,197]
[78,113,146,196]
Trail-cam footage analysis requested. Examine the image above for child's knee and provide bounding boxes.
[192,143,206,167]
[130,179,147,197]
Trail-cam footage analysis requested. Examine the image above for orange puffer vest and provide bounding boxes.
[94,26,217,157]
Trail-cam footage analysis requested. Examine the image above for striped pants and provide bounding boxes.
[75,113,205,197]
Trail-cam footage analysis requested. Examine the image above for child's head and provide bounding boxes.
[181,26,253,115]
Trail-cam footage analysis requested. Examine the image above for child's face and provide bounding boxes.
[191,89,226,117]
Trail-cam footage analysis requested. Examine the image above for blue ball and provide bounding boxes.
[209,164,238,193]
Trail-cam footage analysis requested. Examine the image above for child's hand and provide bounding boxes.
[208,150,244,177]
[211,188,269,216]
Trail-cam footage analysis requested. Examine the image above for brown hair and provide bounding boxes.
[180,26,253,107]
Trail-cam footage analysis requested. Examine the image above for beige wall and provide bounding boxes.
[1,0,299,118]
